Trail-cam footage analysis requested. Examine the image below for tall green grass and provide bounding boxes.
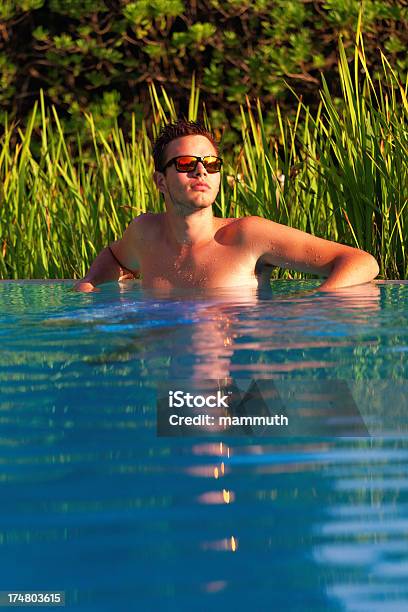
[0,32,407,280]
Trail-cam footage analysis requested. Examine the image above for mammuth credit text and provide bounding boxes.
[219,414,288,427]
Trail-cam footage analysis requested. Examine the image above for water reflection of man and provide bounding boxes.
[115,281,380,392]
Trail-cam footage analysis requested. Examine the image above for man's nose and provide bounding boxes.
[193,161,207,176]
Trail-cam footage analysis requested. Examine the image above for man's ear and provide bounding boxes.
[154,170,167,195]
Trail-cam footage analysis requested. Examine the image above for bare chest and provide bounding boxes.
[138,241,257,289]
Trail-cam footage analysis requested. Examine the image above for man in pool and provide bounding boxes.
[74,119,379,292]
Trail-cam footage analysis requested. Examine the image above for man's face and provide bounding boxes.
[154,135,221,213]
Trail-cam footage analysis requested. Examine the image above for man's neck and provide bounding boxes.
[163,206,216,248]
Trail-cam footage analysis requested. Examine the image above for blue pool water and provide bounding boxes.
[1,280,408,611]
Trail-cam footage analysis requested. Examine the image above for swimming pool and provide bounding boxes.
[1,280,408,611]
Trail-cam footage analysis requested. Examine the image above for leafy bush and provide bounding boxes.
[1,0,407,138]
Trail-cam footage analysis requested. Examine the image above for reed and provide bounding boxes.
[0,34,406,280]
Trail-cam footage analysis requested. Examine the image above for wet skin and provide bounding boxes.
[120,213,263,289]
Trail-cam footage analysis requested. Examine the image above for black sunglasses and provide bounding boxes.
[162,155,223,174]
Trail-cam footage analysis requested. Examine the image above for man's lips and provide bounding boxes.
[191,182,210,191]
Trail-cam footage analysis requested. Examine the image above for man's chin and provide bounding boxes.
[189,196,214,209]
[168,194,215,214]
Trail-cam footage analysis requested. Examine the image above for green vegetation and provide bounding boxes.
[1,0,407,136]
[0,31,407,280]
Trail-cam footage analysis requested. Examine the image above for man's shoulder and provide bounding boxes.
[131,211,162,225]
[220,215,279,241]
[218,215,259,231]
[223,215,277,228]
[128,212,163,237]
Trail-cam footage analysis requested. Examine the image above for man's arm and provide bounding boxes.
[73,218,141,292]
[244,216,379,290]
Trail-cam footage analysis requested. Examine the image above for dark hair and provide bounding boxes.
[152,119,219,171]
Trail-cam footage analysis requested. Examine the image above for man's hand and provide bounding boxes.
[118,272,137,282]
[73,270,136,292]
[72,280,100,293]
